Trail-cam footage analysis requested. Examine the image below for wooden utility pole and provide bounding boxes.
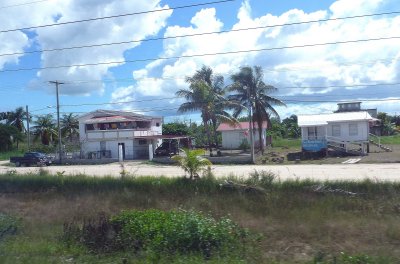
[26,105,30,151]
[49,81,64,164]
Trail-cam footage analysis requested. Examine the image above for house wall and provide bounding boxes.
[79,116,163,160]
[221,129,265,149]
[300,121,369,142]
[326,121,369,141]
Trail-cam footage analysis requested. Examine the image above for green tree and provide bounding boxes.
[378,112,396,136]
[177,65,238,155]
[282,115,300,138]
[229,66,286,154]
[172,148,212,179]
[0,124,22,151]
[162,122,190,135]
[33,114,57,146]
[61,113,79,142]
[6,107,27,132]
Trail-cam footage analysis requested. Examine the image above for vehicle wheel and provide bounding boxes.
[15,161,21,167]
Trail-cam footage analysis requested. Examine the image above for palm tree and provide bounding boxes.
[177,66,238,155]
[229,66,286,154]
[61,113,79,142]
[6,107,27,132]
[33,114,57,146]
[172,148,212,179]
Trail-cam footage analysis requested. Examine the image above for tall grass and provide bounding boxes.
[271,137,301,148]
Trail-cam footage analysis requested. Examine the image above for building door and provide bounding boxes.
[118,143,125,160]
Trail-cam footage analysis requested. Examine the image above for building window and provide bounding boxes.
[349,124,358,136]
[100,141,106,151]
[156,122,160,127]
[307,127,317,140]
[139,139,147,145]
[332,124,341,137]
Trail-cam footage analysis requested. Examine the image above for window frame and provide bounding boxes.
[349,123,358,136]
[332,124,341,137]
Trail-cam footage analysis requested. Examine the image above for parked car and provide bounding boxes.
[10,152,52,167]
[155,141,178,156]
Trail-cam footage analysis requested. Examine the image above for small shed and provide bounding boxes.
[217,122,267,149]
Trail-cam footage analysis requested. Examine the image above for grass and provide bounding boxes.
[0,149,25,161]
[0,172,399,263]
[379,134,400,145]
[271,137,301,148]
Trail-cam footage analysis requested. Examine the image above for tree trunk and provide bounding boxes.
[211,118,219,150]
[203,119,213,156]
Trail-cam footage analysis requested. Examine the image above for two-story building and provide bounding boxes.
[78,110,162,160]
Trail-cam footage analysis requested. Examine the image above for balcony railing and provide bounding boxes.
[85,129,160,140]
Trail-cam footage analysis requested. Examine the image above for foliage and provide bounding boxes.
[32,114,57,146]
[311,251,387,264]
[229,66,286,153]
[377,112,398,136]
[172,148,212,179]
[177,65,239,155]
[238,138,250,151]
[3,107,28,132]
[0,124,23,151]
[61,113,79,141]
[246,170,276,188]
[0,213,19,241]
[162,122,190,136]
[63,209,254,259]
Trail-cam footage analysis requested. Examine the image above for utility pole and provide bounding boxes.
[245,86,255,164]
[49,81,64,164]
[26,105,30,151]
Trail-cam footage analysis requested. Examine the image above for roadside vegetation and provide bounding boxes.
[0,171,399,263]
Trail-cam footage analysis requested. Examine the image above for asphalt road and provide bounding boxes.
[1,161,399,181]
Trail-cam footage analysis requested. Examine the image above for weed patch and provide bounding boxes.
[63,209,259,260]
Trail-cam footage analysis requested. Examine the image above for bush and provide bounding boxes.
[246,170,276,188]
[63,209,256,259]
[239,138,250,151]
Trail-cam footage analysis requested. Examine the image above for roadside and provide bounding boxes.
[1,161,400,181]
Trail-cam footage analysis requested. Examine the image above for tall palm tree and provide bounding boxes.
[61,113,79,142]
[7,107,27,132]
[177,66,238,155]
[229,66,285,154]
[33,114,57,146]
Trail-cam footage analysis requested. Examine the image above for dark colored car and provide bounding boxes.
[155,142,178,156]
[10,152,52,167]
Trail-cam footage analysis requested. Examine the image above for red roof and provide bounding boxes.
[217,122,268,131]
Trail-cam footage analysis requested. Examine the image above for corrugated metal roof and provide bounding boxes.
[79,109,160,123]
[217,121,267,131]
[298,111,374,127]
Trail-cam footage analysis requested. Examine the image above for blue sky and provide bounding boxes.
[0,0,399,123]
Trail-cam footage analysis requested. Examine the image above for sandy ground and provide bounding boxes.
[1,160,399,181]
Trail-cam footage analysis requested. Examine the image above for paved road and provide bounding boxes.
[1,161,399,181]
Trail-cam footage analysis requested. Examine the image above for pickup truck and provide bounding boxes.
[10,152,52,167]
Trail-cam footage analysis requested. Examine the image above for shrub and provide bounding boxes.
[246,170,276,188]
[63,209,256,259]
[239,138,250,151]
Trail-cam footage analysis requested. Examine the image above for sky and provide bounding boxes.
[0,0,399,123]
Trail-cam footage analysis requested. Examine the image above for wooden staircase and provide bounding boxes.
[368,133,392,152]
[326,136,367,156]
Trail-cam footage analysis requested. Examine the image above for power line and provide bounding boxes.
[1,35,399,74]
[0,0,48,9]
[27,81,400,111]
[0,0,235,34]
[1,10,399,58]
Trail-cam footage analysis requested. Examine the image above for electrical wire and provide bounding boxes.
[0,10,399,57]
[1,35,399,73]
[0,0,235,34]
[0,0,48,9]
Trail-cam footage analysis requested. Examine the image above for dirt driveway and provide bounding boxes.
[1,161,399,182]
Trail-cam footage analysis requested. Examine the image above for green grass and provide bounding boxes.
[271,137,301,148]
[0,149,25,161]
[379,134,400,145]
[0,172,399,263]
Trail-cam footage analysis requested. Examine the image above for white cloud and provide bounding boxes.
[111,0,400,117]
[6,0,173,95]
